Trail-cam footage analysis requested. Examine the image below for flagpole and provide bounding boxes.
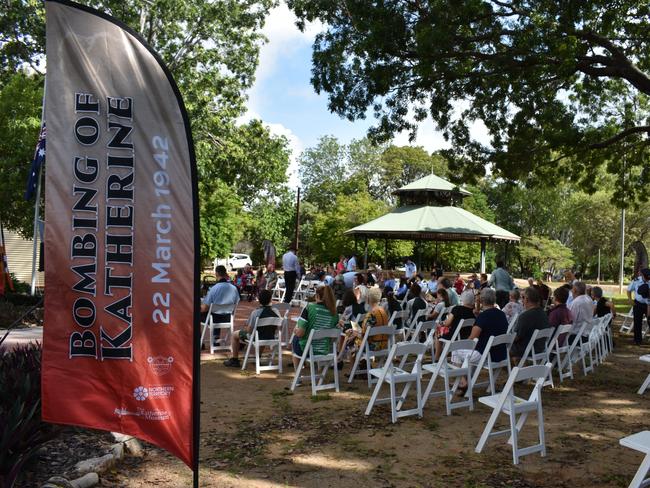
[30,79,46,296]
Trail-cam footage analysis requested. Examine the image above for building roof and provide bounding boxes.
[394,174,472,196]
[345,205,520,242]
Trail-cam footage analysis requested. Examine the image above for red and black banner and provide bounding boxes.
[42,0,200,469]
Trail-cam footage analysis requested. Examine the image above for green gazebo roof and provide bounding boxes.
[394,174,472,196]
[345,205,520,242]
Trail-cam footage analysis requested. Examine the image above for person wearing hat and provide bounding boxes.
[627,268,650,345]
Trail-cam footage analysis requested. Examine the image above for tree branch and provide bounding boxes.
[589,125,650,150]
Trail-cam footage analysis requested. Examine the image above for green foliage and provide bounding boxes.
[0,342,58,488]
[0,72,43,237]
[199,179,245,264]
[0,0,292,260]
[519,235,574,277]
[289,0,650,204]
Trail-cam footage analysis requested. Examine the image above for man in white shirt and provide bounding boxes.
[628,268,650,345]
[282,244,299,304]
[404,258,417,279]
[569,281,593,335]
[201,265,240,347]
[346,254,357,272]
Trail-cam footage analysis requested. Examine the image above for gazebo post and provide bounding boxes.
[480,239,487,273]
[384,239,388,270]
[354,235,358,254]
[363,236,368,270]
[416,240,422,272]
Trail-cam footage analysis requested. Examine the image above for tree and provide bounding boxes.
[1,0,292,259]
[379,146,448,202]
[518,235,574,279]
[0,71,43,236]
[199,179,245,264]
[288,0,650,203]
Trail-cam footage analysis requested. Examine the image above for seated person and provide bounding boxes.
[383,271,396,292]
[453,273,465,295]
[264,263,278,290]
[406,283,427,326]
[435,290,476,360]
[452,288,509,393]
[427,288,451,322]
[536,278,551,305]
[592,286,616,319]
[200,265,240,348]
[395,277,409,300]
[510,286,550,363]
[292,286,339,370]
[501,288,524,322]
[354,272,369,306]
[340,289,366,330]
[332,274,347,301]
[383,287,403,328]
[339,287,389,363]
[439,277,460,306]
[241,264,256,301]
[547,285,573,346]
[223,289,280,367]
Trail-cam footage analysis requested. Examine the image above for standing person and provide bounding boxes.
[404,257,417,279]
[347,253,357,272]
[200,265,240,347]
[488,260,515,309]
[628,268,650,345]
[282,244,299,304]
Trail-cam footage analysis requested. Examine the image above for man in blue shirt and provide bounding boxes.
[201,265,240,347]
[346,254,357,272]
[404,258,417,279]
[627,268,650,345]
[488,260,515,309]
[282,244,300,303]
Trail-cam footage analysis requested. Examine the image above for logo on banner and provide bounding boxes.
[147,355,174,376]
[133,384,174,401]
[133,386,149,401]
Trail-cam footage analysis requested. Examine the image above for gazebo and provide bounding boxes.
[345,174,520,273]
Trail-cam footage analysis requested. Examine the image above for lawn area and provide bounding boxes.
[101,315,650,488]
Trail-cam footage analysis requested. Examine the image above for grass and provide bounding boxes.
[310,393,332,402]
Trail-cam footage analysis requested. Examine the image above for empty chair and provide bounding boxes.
[619,431,650,488]
[241,316,284,374]
[365,342,427,423]
[638,355,650,395]
[470,333,515,396]
[421,338,478,416]
[475,362,553,465]
[290,328,340,395]
[271,278,286,302]
[550,323,584,383]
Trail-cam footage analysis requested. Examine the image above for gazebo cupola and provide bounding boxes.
[393,173,472,207]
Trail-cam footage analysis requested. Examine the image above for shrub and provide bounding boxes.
[0,342,58,488]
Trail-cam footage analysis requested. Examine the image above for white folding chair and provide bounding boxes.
[576,319,597,375]
[271,278,286,302]
[516,328,554,368]
[475,362,552,465]
[620,307,635,334]
[365,342,427,423]
[241,316,284,374]
[507,313,519,334]
[272,302,291,346]
[638,355,650,395]
[619,431,650,488]
[450,318,475,342]
[292,277,309,305]
[387,309,408,331]
[348,325,399,386]
[470,333,515,396]
[421,338,478,416]
[290,328,340,395]
[551,323,583,383]
[200,303,237,354]
[403,308,427,341]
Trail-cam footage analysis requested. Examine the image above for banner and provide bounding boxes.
[42,0,199,469]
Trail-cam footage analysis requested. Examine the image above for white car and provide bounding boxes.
[213,253,252,271]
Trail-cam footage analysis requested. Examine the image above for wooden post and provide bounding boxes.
[480,239,487,273]
[363,236,368,270]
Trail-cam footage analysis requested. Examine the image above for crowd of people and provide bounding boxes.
[200,248,647,377]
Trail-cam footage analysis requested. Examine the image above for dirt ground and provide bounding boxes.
[97,303,650,487]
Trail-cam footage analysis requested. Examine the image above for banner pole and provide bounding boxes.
[30,79,46,296]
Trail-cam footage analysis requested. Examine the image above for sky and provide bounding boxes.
[243,2,489,186]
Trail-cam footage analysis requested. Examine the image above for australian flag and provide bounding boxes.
[25,123,46,200]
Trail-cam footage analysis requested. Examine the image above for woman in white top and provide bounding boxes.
[354,272,369,309]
